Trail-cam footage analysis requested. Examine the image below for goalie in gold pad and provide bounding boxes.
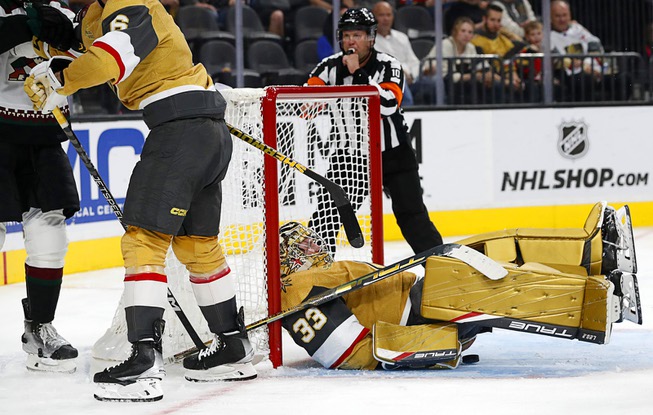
[279,201,641,370]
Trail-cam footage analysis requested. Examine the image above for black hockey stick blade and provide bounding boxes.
[52,107,208,351]
[227,123,364,248]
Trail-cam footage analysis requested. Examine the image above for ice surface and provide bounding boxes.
[1,231,652,415]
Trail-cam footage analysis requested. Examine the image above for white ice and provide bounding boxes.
[1,231,652,415]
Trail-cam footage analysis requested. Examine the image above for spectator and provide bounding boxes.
[550,0,628,101]
[423,16,503,104]
[471,3,522,92]
[317,9,347,60]
[516,20,542,81]
[444,0,488,36]
[186,0,232,30]
[395,0,435,20]
[310,0,355,13]
[250,0,288,37]
[490,0,535,40]
[372,1,423,105]
[514,20,549,102]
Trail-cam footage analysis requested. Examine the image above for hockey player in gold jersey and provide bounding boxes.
[23,0,255,402]
[279,201,641,371]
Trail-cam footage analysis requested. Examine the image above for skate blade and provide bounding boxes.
[620,273,643,325]
[616,205,637,274]
[185,362,257,382]
[26,354,76,373]
[94,378,163,402]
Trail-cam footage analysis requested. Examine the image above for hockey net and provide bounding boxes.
[92,86,383,367]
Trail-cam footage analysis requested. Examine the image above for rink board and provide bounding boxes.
[2,105,653,284]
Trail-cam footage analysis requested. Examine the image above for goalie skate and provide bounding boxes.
[608,271,643,325]
[602,205,637,275]
[21,299,77,373]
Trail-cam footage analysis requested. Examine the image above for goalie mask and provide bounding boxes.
[279,222,333,277]
[337,8,377,51]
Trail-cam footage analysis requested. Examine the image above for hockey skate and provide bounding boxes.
[183,309,256,382]
[21,299,77,373]
[93,320,166,402]
[608,270,643,325]
[601,205,637,275]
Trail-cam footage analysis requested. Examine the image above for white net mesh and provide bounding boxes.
[92,86,381,365]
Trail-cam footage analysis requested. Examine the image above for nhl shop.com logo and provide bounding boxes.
[557,121,589,159]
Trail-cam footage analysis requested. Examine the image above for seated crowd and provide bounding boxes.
[68,0,650,113]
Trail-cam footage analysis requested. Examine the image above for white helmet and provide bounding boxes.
[279,222,333,277]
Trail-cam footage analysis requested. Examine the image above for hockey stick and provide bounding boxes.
[170,243,507,362]
[52,107,207,351]
[226,123,365,249]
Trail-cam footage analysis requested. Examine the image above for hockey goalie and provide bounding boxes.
[278,201,641,370]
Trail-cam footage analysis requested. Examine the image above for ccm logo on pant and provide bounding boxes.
[170,208,188,217]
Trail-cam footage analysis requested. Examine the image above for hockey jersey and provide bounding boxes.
[60,0,213,110]
[280,261,417,370]
[307,49,411,151]
[0,0,74,144]
[550,22,603,55]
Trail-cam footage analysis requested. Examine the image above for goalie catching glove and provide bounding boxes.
[24,56,72,114]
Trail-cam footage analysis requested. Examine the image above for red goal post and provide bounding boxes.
[259,86,384,367]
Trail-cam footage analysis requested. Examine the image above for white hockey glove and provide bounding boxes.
[23,56,72,114]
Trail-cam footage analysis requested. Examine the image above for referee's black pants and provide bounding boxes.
[383,144,443,254]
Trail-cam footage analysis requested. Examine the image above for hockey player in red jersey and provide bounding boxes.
[23,0,255,402]
[279,202,641,370]
[1,0,81,374]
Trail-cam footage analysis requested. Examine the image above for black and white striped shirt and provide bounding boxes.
[307,49,412,151]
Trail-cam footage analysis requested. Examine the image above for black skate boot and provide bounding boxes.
[183,308,257,382]
[21,298,78,373]
[93,319,166,402]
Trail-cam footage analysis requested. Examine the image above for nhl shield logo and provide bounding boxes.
[558,121,589,159]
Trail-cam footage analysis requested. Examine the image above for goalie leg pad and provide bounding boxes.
[421,257,587,327]
[373,321,460,368]
[421,257,619,345]
[578,276,615,344]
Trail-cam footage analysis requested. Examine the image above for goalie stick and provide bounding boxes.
[170,243,508,363]
[52,107,207,352]
[227,123,365,249]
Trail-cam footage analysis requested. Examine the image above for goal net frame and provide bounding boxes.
[259,85,383,366]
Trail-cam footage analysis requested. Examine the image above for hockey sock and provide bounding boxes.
[190,269,238,334]
[124,272,168,343]
[25,264,63,323]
